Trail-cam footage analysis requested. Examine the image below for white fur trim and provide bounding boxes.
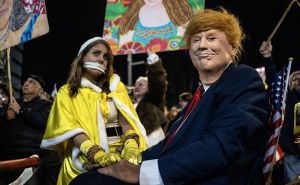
[72,147,86,172]
[81,78,102,93]
[112,97,149,146]
[97,101,109,152]
[109,74,120,92]
[40,128,86,149]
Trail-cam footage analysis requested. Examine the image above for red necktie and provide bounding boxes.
[163,85,204,151]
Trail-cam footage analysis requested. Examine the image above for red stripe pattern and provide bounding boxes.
[263,67,287,175]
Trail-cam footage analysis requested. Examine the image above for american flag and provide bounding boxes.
[263,59,292,182]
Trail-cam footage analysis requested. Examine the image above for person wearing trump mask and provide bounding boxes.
[40,37,148,185]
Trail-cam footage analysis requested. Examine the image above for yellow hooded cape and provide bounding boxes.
[41,74,147,185]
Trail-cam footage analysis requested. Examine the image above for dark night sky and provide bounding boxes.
[22,0,300,106]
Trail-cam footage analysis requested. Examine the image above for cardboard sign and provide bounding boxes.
[0,0,49,51]
[103,0,205,55]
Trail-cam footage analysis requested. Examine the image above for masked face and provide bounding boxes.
[83,43,109,79]
[189,29,236,82]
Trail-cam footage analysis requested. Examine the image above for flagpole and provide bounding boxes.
[282,58,293,104]
[265,58,293,185]
[6,48,13,103]
[267,0,296,41]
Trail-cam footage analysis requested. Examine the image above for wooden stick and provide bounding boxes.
[267,0,296,41]
[6,48,13,103]
[0,156,40,171]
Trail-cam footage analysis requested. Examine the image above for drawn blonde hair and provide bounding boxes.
[118,0,194,35]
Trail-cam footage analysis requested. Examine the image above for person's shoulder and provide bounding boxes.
[55,84,70,98]
[37,97,52,105]
[29,96,51,107]
[233,64,260,78]
[58,84,69,92]
[236,63,256,72]
[220,64,261,86]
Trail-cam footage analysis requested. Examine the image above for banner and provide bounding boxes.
[0,0,49,51]
[103,0,205,55]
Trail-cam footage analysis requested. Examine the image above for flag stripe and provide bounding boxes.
[263,62,291,178]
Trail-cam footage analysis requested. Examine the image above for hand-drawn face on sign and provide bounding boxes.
[103,0,205,55]
[0,0,49,51]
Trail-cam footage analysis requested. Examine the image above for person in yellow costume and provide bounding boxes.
[40,37,148,185]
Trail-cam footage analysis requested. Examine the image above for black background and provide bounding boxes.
[22,0,300,106]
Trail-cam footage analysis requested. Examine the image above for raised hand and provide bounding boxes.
[259,41,272,58]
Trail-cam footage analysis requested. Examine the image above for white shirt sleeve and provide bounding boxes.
[140,159,164,185]
[147,53,159,65]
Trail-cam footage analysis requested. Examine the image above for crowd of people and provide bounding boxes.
[1,6,299,185]
[0,75,60,185]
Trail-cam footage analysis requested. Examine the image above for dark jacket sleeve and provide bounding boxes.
[137,60,169,134]
[145,59,168,111]
[263,57,276,89]
[19,98,52,131]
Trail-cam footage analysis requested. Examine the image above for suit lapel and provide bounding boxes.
[163,88,211,152]
[162,64,236,152]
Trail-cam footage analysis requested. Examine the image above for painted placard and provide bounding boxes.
[0,0,49,51]
[103,0,205,55]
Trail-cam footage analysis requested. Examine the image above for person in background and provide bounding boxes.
[164,92,192,133]
[166,105,178,122]
[0,83,9,126]
[70,8,271,185]
[0,74,60,185]
[178,91,193,110]
[260,40,300,184]
[40,37,148,185]
[133,49,168,147]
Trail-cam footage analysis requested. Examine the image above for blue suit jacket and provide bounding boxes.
[142,64,271,185]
